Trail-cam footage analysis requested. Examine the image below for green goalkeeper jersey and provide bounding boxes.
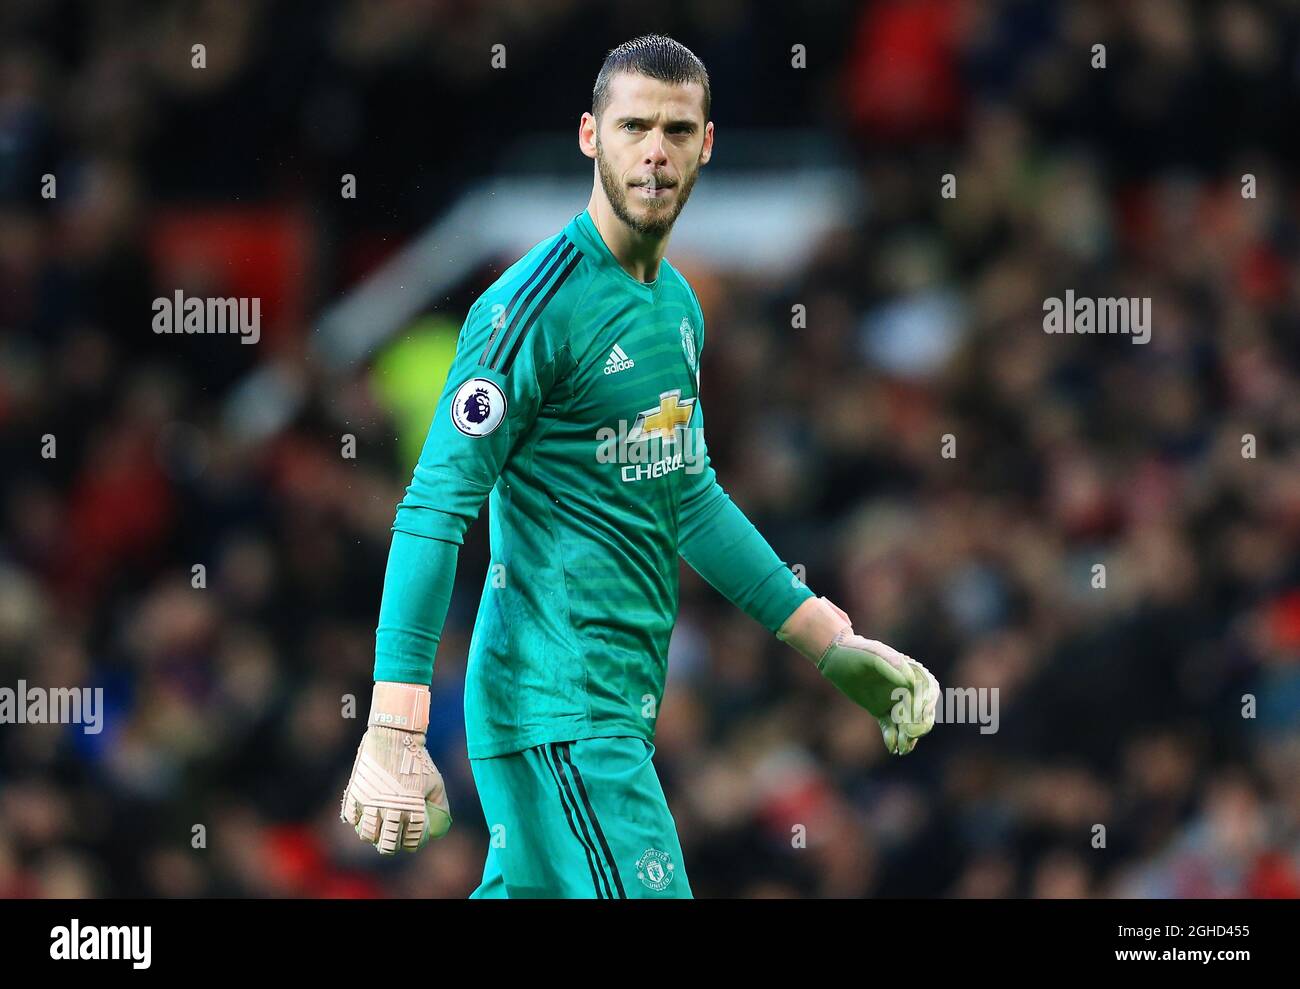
[385,208,812,758]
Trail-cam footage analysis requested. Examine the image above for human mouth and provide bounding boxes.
[632,177,675,198]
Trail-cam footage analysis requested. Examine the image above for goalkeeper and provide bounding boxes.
[341,35,939,898]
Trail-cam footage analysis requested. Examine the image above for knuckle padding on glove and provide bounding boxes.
[341,723,450,852]
[350,751,430,812]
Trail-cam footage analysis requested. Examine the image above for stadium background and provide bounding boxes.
[1,0,1298,898]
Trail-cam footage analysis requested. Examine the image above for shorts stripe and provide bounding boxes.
[537,743,609,898]
[557,742,627,898]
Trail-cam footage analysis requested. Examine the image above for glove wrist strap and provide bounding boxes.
[369,681,431,732]
[778,596,852,665]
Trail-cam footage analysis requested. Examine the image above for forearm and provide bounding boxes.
[373,528,459,685]
[679,488,813,633]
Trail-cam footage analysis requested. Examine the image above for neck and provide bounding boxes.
[586,190,668,284]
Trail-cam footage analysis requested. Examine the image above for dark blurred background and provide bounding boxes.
[1,0,1298,898]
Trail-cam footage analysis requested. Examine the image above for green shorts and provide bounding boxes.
[468,735,692,899]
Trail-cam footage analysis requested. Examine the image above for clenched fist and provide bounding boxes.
[779,596,940,756]
[340,682,452,854]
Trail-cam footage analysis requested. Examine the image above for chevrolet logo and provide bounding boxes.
[629,389,696,443]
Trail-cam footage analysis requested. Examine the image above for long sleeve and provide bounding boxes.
[674,284,812,632]
[368,295,509,685]
[677,402,813,633]
[373,529,458,684]
[373,271,571,682]
[390,290,569,545]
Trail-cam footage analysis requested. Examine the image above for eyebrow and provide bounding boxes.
[615,116,699,132]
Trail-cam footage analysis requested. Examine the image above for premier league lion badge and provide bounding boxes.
[450,377,506,437]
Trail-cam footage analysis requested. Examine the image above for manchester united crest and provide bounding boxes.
[679,318,697,372]
[635,847,675,892]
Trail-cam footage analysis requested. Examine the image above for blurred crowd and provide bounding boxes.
[1,0,1298,898]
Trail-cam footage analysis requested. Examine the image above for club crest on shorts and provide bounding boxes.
[679,318,697,372]
[635,847,675,892]
[451,377,506,436]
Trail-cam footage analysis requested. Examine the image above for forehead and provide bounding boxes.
[603,71,706,122]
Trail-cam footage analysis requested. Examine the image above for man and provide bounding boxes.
[340,34,939,898]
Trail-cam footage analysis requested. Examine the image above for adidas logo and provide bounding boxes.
[604,343,635,375]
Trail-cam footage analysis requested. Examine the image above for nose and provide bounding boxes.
[644,129,669,166]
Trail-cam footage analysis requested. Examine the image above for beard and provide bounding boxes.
[596,138,701,239]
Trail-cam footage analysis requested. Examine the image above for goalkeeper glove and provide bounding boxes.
[340,681,452,853]
[778,596,940,755]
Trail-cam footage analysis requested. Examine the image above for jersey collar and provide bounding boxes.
[567,208,661,301]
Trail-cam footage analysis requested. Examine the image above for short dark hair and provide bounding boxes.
[592,34,711,123]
